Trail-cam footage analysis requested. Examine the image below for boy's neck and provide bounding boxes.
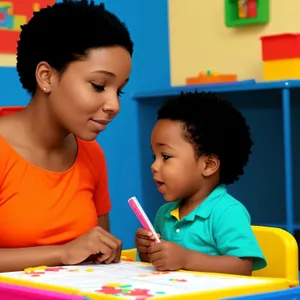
[179,182,219,219]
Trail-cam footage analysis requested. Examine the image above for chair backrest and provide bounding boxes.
[252,225,299,286]
[0,106,24,117]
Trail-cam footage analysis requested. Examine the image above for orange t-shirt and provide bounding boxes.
[0,136,111,248]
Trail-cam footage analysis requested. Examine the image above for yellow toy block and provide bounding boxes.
[121,248,137,261]
[13,15,27,31]
[263,58,300,80]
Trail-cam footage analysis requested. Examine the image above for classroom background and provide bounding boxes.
[1,0,300,265]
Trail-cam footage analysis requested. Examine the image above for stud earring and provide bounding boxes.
[43,87,47,92]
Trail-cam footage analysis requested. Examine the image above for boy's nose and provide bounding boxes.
[151,160,159,173]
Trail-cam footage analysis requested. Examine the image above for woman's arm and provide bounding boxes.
[0,245,64,272]
[98,214,110,231]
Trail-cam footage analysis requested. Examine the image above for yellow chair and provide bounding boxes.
[252,225,299,286]
[121,226,299,286]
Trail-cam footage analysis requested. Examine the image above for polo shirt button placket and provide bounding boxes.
[172,222,183,242]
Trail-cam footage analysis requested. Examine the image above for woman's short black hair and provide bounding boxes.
[157,91,253,185]
[17,0,133,95]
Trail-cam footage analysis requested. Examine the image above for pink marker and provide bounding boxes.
[128,196,160,243]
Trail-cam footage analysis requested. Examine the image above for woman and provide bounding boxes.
[0,0,133,272]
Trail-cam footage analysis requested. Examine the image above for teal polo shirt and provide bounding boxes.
[154,185,267,271]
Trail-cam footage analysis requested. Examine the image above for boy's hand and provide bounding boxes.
[149,240,187,271]
[135,228,161,257]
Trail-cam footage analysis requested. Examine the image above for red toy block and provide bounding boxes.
[261,33,300,61]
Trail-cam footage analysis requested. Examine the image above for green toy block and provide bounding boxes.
[225,0,270,28]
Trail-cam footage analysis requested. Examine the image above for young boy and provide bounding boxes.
[135,91,267,276]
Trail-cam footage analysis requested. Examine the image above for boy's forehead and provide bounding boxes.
[151,119,184,144]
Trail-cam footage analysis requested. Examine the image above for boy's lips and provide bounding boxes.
[154,179,165,192]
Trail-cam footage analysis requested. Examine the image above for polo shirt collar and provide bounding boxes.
[165,185,227,221]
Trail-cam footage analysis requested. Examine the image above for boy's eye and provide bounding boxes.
[91,83,105,92]
[162,154,171,160]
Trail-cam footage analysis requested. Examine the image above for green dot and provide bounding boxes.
[155,291,165,294]
[207,70,212,75]
[120,285,132,288]
[121,289,131,294]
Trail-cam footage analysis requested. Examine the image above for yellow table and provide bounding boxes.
[0,261,290,300]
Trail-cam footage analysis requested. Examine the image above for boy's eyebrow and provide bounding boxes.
[157,143,175,150]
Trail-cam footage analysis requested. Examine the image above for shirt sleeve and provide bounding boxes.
[154,206,164,234]
[93,144,112,216]
[213,204,267,271]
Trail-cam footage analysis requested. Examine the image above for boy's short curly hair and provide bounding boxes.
[157,91,253,185]
[17,0,133,95]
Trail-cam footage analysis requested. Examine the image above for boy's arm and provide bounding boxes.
[183,250,253,275]
[184,204,266,274]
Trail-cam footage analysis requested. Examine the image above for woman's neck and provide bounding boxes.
[20,94,72,151]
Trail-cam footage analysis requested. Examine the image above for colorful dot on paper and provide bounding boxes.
[120,285,132,288]
[155,291,166,294]
[30,271,45,277]
[126,288,152,296]
[106,282,122,287]
[45,267,66,272]
[68,269,79,272]
[85,268,94,272]
[169,278,187,282]
[95,286,122,295]
[34,266,48,270]
[24,266,47,274]
[151,271,169,275]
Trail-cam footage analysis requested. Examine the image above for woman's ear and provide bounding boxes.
[202,154,220,177]
[35,61,54,93]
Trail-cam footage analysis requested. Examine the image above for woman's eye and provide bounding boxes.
[117,90,124,96]
[91,83,105,92]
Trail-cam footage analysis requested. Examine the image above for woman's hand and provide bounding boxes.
[61,226,122,265]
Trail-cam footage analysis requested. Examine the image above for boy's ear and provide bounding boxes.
[202,154,220,177]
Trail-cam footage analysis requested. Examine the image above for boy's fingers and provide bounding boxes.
[136,237,153,247]
[136,228,153,237]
